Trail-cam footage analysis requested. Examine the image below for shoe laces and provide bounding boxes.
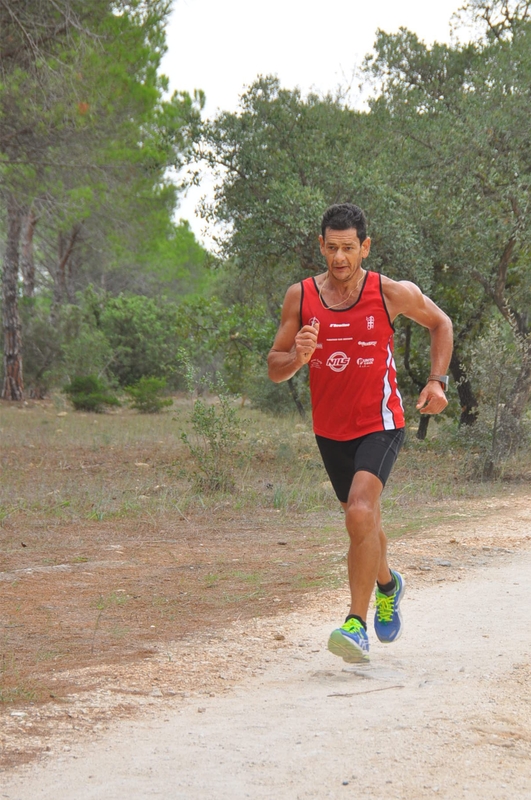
[341,617,365,635]
[375,591,395,623]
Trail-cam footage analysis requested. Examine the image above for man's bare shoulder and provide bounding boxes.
[381,274,423,317]
[284,281,302,300]
[380,274,419,296]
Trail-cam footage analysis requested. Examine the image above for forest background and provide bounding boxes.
[2,0,531,482]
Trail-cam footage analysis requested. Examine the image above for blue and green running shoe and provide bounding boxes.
[328,617,370,663]
[374,569,405,643]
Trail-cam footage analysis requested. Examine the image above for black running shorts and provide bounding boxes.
[315,428,405,503]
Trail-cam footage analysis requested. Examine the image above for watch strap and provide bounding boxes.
[428,374,449,391]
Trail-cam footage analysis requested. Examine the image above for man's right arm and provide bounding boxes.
[267,283,320,383]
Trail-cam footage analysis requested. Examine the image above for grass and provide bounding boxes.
[0,687,37,704]
[2,393,516,526]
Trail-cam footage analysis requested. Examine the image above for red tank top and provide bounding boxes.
[301,271,405,440]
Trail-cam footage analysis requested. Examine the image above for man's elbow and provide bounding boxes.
[434,311,453,338]
[443,312,453,339]
[267,351,283,383]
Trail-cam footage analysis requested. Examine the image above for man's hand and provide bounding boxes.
[416,381,448,415]
[295,322,320,365]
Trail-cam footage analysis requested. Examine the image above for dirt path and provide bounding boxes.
[3,503,531,799]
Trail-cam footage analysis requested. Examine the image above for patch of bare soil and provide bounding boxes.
[2,489,530,774]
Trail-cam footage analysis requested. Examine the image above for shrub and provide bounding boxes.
[181,393,243,493]
[63,376,121,413]
[178,350,243,493]
[124,377,173,414]
[100,295,179,386]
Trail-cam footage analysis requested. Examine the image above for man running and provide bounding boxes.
[268,203,453,663]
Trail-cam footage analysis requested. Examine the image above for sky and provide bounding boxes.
[161,0,467,245]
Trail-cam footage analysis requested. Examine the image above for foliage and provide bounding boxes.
[194,77,377,308]
[99,294,180,387]
[174,294,277,398]
[124,376,173,413]
[63,375,120,412]
[247,370,311,417]
[19,299,65,397]
[0,0,205,401]
[19,296,114,396]
[178,351,243,494]
[365,11,531,464]
[458,316,529,477]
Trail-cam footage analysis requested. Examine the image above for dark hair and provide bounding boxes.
[321,203,368,243]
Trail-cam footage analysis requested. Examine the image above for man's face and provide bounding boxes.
[319,227,371,283]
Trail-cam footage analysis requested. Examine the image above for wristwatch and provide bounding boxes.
[428,374,449,392]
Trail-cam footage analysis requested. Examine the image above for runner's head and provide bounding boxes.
[321,203,368,244]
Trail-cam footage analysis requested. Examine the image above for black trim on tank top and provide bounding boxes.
[378,273,395,331]
[310,271,369,312]
[299,280,304,328]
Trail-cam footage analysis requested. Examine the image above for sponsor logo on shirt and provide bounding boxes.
[310,359,322,369]
[357,357,375,368]
[366,316,375,330]
[358,341,377,347]
[326,352,350,372]
[330,323,350,328]
[309,317,320,327]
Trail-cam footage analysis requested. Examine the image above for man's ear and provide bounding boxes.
[362,237,371,258]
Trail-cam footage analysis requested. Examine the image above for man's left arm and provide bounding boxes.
[384,279,453,415]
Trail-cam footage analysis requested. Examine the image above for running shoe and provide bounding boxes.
[374,569,405,643]
[328,617,370,663]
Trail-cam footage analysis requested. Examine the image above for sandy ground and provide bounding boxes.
[2,502,531,799]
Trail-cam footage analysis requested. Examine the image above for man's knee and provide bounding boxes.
[345,496,378,538]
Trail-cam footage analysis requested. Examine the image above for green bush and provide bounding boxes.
[247,370,310,417]
[19,299,63,398]
[100,295,180,387]
[178,350,243,493]
[181,393,243,493]
[125,377,173,413]
[63,376,121,413]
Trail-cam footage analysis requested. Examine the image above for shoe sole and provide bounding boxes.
[327,630,370,663]
[374,572,406,644]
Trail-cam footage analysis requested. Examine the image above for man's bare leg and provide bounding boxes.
[340,470,392,623]
[329,470,404,662]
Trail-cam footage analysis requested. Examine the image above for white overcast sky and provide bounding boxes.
[161,0,467,245]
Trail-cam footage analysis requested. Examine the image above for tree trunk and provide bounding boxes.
[2,196,25,401]
[450,350,479,426]
[416,415,430,440]
[403,321,431,439]
[54,231,68,308]
[52,223,82,313]
[20,207,37,299]
[66,248,80,303]
[287,376,306,418]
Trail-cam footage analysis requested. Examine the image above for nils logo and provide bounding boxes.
[326,352,350,372]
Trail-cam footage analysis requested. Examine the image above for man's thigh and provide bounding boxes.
[315,429,405,503]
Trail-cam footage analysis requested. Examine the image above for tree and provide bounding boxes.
[1,197,25,399]
[365,10,531,465]
[1,1,203,398]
